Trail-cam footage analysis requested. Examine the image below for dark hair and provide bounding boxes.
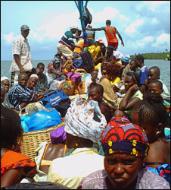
[88,83,104,96]
[149,66,160,76]
[18,72,29,81]
[31,67,37,74]
[135,92,168,133]
[0,105,23,149]
[135,54,144,63]
[125,71,138,84]
[106,20,111,25]
[37,62,45,68]
[148,79,163,90]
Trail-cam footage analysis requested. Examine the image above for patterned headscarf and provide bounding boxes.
[101,116,149,157]
[65,97,107,143]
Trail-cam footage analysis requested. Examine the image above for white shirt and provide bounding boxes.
[10,35,32,72]
[159,79,170,101]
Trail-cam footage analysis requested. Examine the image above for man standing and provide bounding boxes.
[87,20,124,50]
[10,25,32,86]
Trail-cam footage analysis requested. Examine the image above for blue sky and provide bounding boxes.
[1,1,170,60]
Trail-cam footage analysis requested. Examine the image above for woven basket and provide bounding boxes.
[20,122,64,161]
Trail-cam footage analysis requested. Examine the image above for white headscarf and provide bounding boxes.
[64,97,107,143]
[1,76,9,82]
[29,74,39,79]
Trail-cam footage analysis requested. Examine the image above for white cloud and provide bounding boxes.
[135,1,169,13]
[91,7,128,24]
[143,1,169,12]
[30,11,80,42]
[153,33,170,47]
[3,32,18,44]
[136,36,154,47]
[125,18,144,35]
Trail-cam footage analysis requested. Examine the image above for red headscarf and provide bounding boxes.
[101,116,149,157]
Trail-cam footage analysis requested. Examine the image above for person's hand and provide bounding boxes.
[37,93,44,100]
[128,84,139,94]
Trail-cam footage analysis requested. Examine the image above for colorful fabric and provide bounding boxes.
[87,45,101,60]
[139,65,148,85]
[101,116,149,157]
[7,84,35,110]
[146,163,170,183]
[1,150,36,176]
[74,38,84,54]
[105,26,117,44]
[80,169,170,189]
[110,76,121,87]
[64,97,107,143]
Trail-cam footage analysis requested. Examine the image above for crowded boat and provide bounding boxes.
[1,1,170,189]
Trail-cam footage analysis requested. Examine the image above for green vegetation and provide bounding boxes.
[131,52,170,60]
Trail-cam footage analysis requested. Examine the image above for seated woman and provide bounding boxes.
[34,97,107,188]
[6,73,32,110]
[130,92,170,183]
[1,106,36,188]
[46,97,107,188]
[80,116,170,189]
[119,71,143,119]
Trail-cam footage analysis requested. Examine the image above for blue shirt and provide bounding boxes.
[140,66,148,85]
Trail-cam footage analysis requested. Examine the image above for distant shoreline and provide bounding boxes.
[2,52,170,62]
[132,52,170,60]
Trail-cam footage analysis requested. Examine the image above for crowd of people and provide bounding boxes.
[1,22,170,189]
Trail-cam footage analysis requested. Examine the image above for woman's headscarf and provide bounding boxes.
[101,116,149,157]
[65,97,107,143]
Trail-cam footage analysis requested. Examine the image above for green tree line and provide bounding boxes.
[131,52,170,60]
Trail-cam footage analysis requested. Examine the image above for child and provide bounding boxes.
[131,92,170,182]
[88,83,114,123]
[147,80,170,114]
[147,66,170,101]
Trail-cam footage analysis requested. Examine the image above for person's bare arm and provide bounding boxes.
[86,27,105,31]
[13,54,24,72]
[116,29,124,46]
[1,169,23,188]
[119,84,139,110]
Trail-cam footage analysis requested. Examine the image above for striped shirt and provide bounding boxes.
[7,84,35,110]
